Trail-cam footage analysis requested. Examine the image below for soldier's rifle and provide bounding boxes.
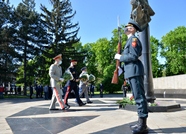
[111,17,122,84]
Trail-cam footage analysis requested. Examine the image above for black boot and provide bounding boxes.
[130,120,139,130]
[131,117,148,134]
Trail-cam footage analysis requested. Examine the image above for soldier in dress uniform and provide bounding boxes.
[79,67,93,103]
[114,20,148,134]
[64,60,86,107]
[49,54,69,110]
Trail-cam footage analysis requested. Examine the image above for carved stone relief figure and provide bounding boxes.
[130,0,155,30]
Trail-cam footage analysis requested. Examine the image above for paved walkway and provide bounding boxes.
[0,94,186,134]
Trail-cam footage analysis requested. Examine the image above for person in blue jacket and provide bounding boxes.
[114,20,148,134]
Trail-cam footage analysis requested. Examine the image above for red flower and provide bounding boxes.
[130,95,134,100]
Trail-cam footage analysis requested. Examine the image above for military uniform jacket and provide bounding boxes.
[119,35,144,79]
[65,66,78,86]
[49,64,62,88]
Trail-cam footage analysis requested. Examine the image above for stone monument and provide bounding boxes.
[130,0,156,102]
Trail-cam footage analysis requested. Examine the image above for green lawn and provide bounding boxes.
[1,90,32,99]
[1,90,128,99]
[2,94,29,99]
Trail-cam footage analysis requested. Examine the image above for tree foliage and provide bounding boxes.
[0,0,18,86]
[82,27,128,93]
[160,26,186,76]
[15,0,84,90]
[40,0,83,68]
[150,36,163,77]
[12,0,49,94]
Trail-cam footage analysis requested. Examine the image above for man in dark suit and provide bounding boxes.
[99,83,103,98]
[29,83,33,99]
[114,20,148,134]
[38,84,43,98]
[64,60,86,107]
[35,84,39,98]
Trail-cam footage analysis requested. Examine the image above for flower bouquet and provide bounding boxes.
[79,73,89,83]
[57,70,73,84]
[63,70,74,81]
[88,74,95,82]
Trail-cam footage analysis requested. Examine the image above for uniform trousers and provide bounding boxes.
[79,84,90,102]
[64,82,83,105]
[128,76,148,118]
[49,87,65,109]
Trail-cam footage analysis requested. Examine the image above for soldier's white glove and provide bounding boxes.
[114,54,121,60]
[59,78,64,82]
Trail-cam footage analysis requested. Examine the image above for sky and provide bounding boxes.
[9,0,186,45]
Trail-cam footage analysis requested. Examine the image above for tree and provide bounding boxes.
[40,0,82,72]
[150,36,163,77]
[91,38,113,75]
[83,43,98,76]
[0,0,19,85]
[82,26,128,93]
[160,26,186,76]
[13,0,48,95]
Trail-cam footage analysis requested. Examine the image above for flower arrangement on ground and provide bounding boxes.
[116,97,136,108]
[148,102,158,106]
[116,96,159,108]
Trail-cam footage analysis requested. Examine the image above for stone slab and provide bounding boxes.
[119,100,181,112]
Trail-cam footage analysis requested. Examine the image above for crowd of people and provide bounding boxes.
[0,84,22,95]
[0,80,96,101]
